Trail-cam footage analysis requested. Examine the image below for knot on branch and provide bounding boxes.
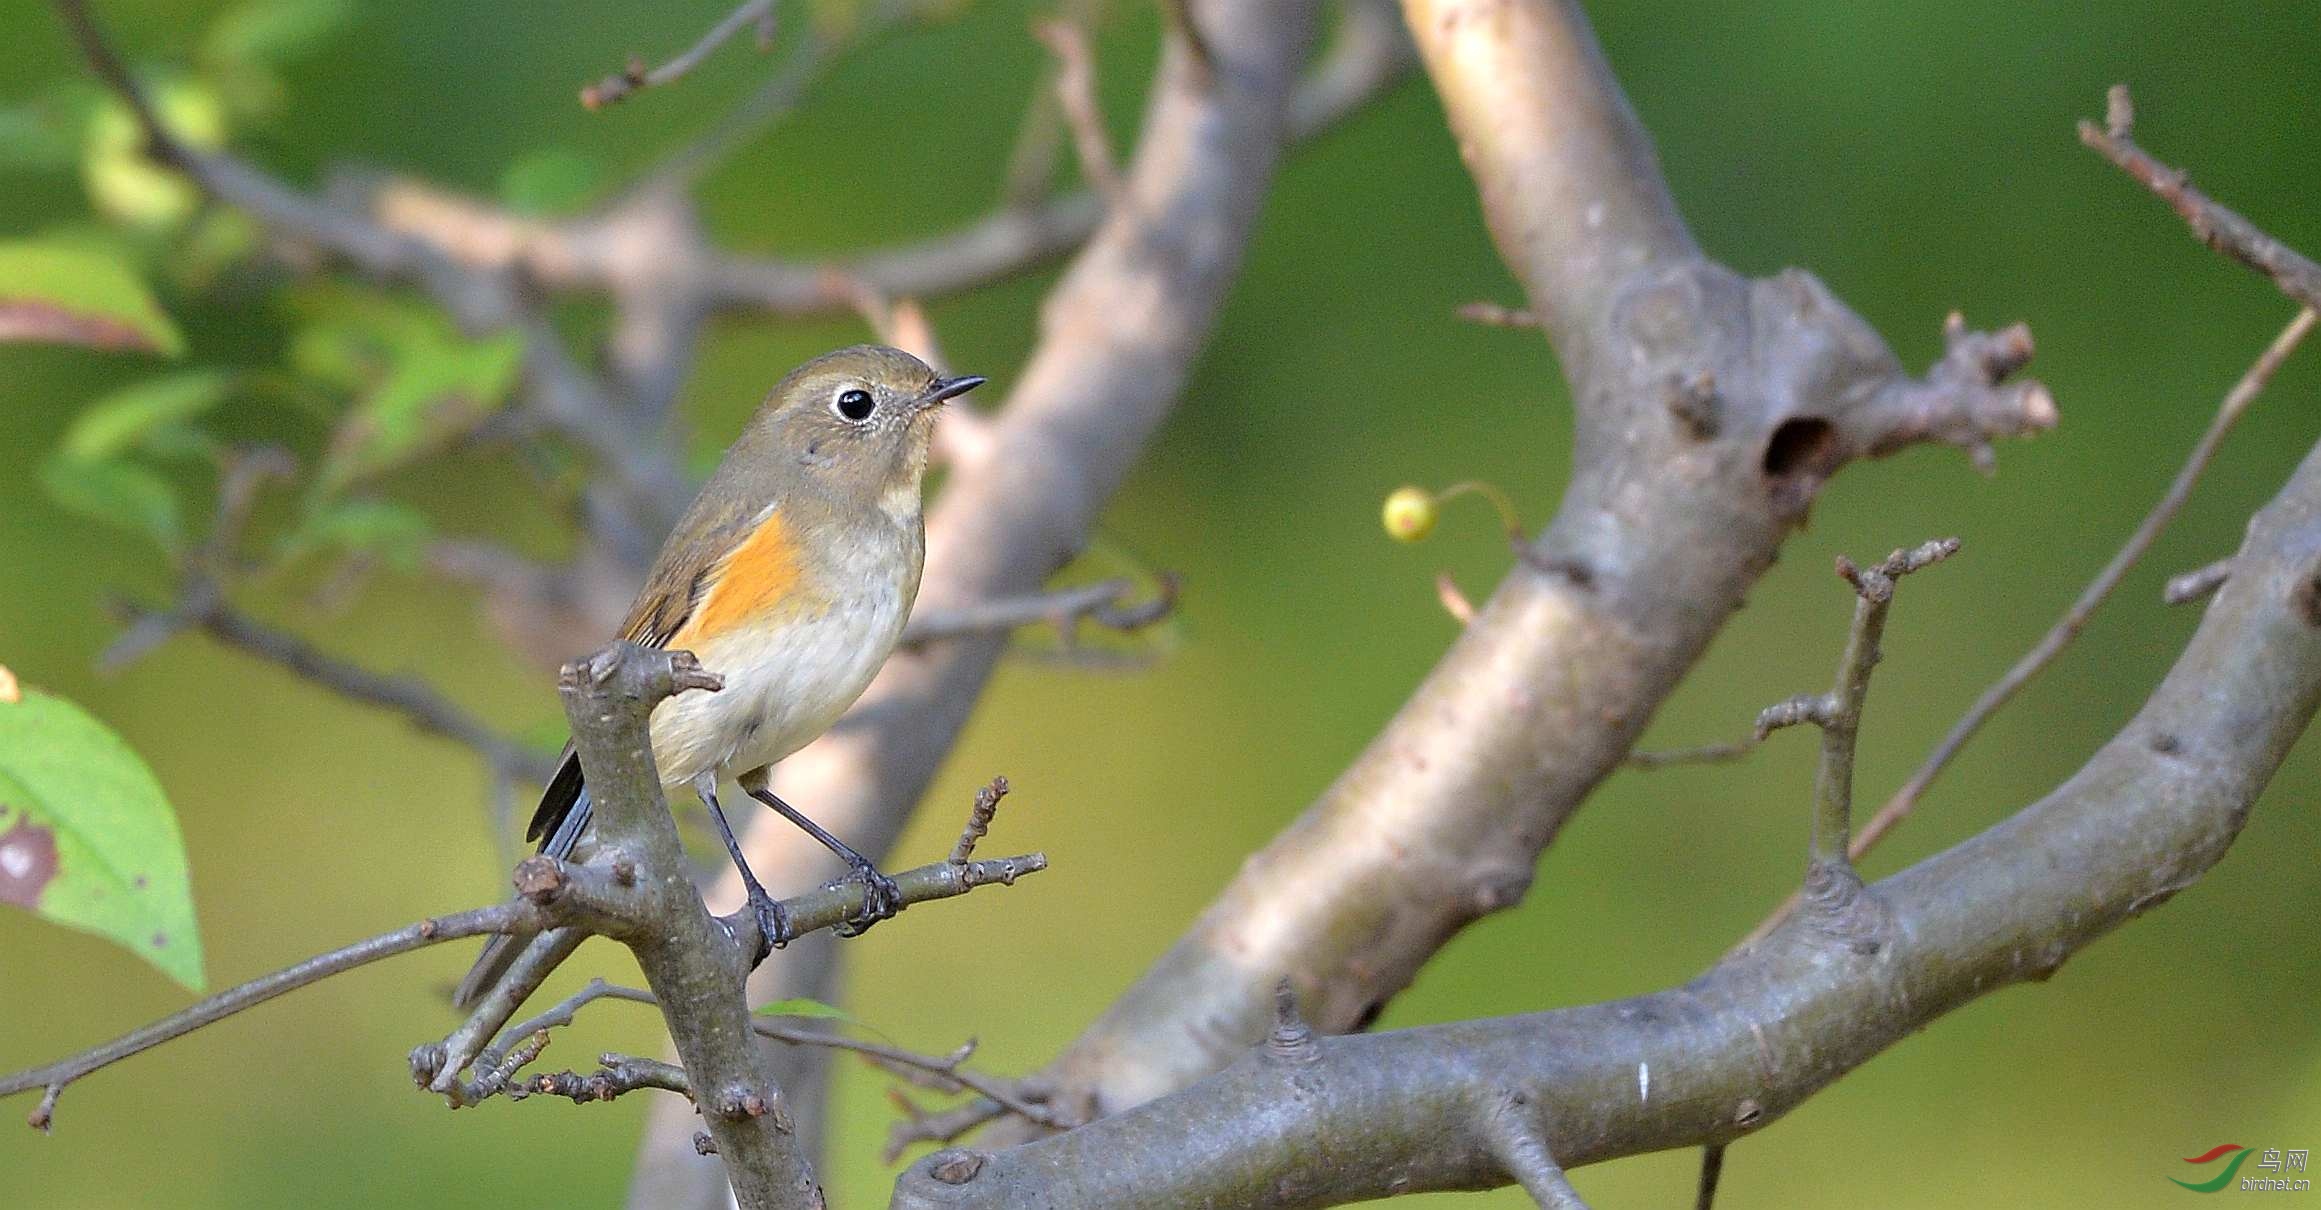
[1798,857,1889,956]
[512,856,568,904]
[927,1148,989,1185]
[1264,978,1320,1064]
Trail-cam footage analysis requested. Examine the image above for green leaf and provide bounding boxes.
[278,497,431,570]
[753,997,854,1023]
[39,453,181,547]
[81,82,227,232]
[202,0,354,68]
[500,147,602,217]
[58,370,232,462]
[317,328,522,492]
[0,687,204,991]
[0,240,185,357]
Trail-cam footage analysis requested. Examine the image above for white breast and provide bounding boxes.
[645,527,915,790]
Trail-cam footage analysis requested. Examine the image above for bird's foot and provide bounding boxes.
[745,891,792,964]
[833,864,903,937]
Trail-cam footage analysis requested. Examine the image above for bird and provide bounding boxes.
[453,344,985,1009]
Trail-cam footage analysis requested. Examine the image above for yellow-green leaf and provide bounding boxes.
[81,82,227,232]
[39,453,181,547]
[0,688,204,991]
[279,497,431,569]
[0,240,185,357]
[59,370,232,462]
[317,329,522,493]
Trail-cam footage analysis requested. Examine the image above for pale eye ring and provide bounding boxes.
[834,388,875,422]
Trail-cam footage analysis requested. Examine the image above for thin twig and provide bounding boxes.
[581,0,778,109]
[0,902,538,1128]
[950,776,1010,864]
[1810,539,1958,865]
[1625,736,1759,770]
[1034,20,1123,201]
[2081,86,2321,312]
[899,576,1178,647]
[886,1095,1010,1163]
[1458,301,1543,328]
[513,1053,694,1103]
[467,977,1057,1127]
[1737,308,2316,946]
[108,591,558,784]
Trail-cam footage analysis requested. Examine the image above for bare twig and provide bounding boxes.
[1458,301,1543,328]
[581,0,778,109]
[514,1053,695,1104]
[463,974,1057,1130]
[1035,20,1124,201]
[1738,307,2316,946]
[108,592,559,785]
[949,777,1010,864]
[899,577,1177,647]
[0,902,541,1129]
[1809,539,1958,867]
[2080,86,2321,312]
[1625,736,1759,770]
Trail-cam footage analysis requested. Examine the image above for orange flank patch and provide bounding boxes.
[675,511,804,644]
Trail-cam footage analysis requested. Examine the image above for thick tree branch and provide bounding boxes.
[537,644,818,1209]
[894,430,2321,1209]
[1002,0,2055,1133]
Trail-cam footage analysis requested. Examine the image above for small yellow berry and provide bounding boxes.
[1382,487,1438,542]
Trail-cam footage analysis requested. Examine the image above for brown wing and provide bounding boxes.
[614,493,772,649]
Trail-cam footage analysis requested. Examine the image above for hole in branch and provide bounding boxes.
[1762,417,1838,479]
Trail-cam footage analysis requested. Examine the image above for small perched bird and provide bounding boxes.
[455,345,984,1009]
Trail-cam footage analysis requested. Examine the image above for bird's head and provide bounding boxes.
[750,344,985,517]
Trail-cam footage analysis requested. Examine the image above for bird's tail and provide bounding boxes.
[451,750,591,1010]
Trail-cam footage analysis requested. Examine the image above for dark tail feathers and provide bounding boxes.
[450,749,591,1010]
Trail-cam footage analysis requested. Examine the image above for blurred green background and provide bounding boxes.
[5,1,2321,1206]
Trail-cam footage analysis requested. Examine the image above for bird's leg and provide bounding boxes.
[737,770,902,936]
[692,770,790,960]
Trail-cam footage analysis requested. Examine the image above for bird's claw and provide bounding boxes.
[833,865,902,937]
[747,893,792,964]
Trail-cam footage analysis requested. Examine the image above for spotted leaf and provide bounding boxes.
[0,686,203,991]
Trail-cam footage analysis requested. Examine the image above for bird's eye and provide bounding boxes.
[834,388,875,422]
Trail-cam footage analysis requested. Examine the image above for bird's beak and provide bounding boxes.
[915,374,986,410]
